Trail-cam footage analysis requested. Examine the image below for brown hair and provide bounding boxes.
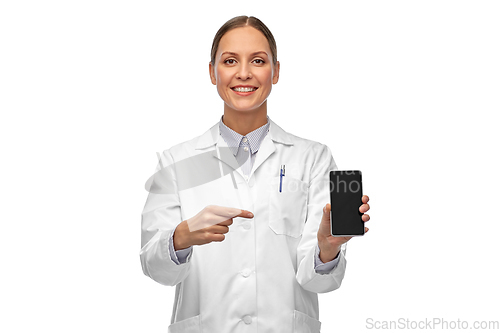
[210,16,278,67]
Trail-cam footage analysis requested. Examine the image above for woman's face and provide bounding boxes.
[209,26,280,114]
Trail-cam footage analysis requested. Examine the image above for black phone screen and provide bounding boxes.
[329,170,364,236]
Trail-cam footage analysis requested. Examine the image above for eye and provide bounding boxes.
[253,59,265,64]
[224,59,236,65]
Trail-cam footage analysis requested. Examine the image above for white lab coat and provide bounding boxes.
[140,117,347,333]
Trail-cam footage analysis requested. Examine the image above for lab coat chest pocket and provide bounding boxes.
[167,315,201,333]
[268,176,309,238]
[294,310,321,333]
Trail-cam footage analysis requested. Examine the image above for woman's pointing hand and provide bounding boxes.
[173,205,254,250]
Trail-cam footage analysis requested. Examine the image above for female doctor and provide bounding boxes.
[140,15,371,333]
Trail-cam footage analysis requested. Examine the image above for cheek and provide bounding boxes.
[216,68,231,86]
[258,69,274,86]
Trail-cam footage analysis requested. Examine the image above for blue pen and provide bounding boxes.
[279,164,285,192]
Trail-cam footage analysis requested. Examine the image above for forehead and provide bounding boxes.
[218,26,271,57]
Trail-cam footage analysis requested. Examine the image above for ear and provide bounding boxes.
[209,62,217,85]
[272,60,280,84]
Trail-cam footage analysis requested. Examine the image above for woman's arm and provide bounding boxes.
[139,150,193,286]
[295,143,348,293]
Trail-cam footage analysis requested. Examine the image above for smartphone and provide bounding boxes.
[329,170,364,237]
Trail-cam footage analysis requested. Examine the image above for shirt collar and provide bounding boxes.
[194,116,293,150]
[218,115,270,156]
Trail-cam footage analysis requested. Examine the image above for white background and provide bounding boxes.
[1,1,499,332]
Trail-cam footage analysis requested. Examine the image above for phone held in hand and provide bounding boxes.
[329,170,364,237]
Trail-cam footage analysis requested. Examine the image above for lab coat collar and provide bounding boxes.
[194,116,294,180]
[194,116,294,150]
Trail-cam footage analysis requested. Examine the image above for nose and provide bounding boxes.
[236,62,252,80]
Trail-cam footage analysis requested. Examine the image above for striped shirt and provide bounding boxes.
[218,115,270,177]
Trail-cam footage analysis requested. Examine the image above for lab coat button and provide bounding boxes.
[241,268,251,277]
[242,222,251,230]
[243,315,252,324]
[244,175,248,181]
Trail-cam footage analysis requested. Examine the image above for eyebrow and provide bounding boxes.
[220,51,268,57]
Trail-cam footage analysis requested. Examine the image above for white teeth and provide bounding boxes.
[232,87,257,92]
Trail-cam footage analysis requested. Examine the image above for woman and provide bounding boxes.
[140,15,371,333]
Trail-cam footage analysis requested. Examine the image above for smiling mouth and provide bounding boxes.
[231,87,258,92]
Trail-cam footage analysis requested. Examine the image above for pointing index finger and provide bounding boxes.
[237,210,254,218]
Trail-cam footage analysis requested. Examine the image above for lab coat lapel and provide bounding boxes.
[252,118,294,177]
[213,134,245,181]
[250,133,275,177]
[194,121,244,181]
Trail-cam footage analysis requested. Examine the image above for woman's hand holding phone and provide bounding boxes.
[316,195,371,262]
[173,205,254,250]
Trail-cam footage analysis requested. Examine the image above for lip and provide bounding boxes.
[231,86,258,96]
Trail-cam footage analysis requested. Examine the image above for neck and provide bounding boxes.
[222,103,268,136]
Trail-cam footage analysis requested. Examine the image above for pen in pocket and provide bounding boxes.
[279,164,285,192]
